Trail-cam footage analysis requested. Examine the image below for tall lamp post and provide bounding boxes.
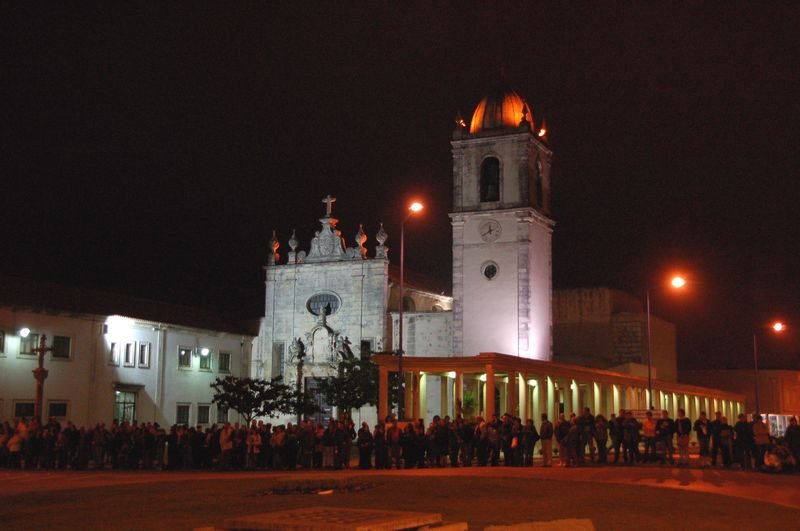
[21,328,52,420]
[645,275,685,409]
[397,201,423,420]
[753,321,785,416]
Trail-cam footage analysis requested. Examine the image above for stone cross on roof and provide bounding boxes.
[322,195,336,217]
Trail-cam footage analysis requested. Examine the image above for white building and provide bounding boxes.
[0,277,255,427]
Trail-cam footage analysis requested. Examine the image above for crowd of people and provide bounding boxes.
[1,409,798,473]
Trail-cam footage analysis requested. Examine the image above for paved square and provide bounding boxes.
[224,506,443,530]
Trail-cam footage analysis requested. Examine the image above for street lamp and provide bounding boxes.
[753,321,785,415]
[646,275,686,409]
[23,330,53,420]
[397,200,423,420]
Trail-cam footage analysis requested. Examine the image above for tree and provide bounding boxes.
[316,357,378,418]
[210,375,294,425]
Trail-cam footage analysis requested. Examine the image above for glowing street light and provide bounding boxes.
[646,275,686,408]
[19,327,31,338]
[397,200,424,420]
[753,321,786,415]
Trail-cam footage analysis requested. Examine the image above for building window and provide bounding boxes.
[218,351,231,372]
[176,404,190,425]
[482,261,499,280]
[109,342,119,365]
[123,342,135,367]
[272,342,285,379]
[216,404,228,424]
[360,339,374,360]
[52,336,72,359]
[178,347,192,369]
[0,330,5,355]
[197,404,211,425]
[199,350,212,371]
[115,390,136,423]
[20,332,39,355]
[48,401,69,418]
[138,342,151,368]
[14,401,35,418]
[480,157,500,202]
[306,292,341,316]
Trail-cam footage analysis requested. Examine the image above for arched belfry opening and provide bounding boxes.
[480,157,500,202]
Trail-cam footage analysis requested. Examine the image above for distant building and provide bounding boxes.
[553,288,678,382]
[681,369,800,434]
[0,277,256,427]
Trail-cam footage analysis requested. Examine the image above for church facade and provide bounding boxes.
[257,83,558,424]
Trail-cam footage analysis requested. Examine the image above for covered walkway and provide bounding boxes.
[372,352,745,424]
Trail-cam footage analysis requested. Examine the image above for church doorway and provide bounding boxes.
[305,377,333,424]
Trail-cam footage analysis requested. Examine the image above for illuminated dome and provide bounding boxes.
[469,82,533,134]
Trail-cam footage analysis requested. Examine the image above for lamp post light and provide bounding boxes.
[645,275,686,409]
[397,200,423,420]
[753,321,786,416]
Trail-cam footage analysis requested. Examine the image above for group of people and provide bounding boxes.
[2,410,798,473]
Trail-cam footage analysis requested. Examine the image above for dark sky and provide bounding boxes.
[3,4,799,370]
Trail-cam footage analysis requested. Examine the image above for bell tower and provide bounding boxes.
[450,81,554,360]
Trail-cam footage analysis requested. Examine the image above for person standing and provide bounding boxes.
[751,414,770,470]
[784,416,799,468]
[674,409,692,467]
[694,412,712,467]
[656,410,675,465]
[555,413,570,467]
[642,411,658,463]
[710,411,723,467]
[733,413,753,470]
[539,414,554,467]
[577,408,595,464]
[357,422,373,469]
[622,411,640,465]
[611,410,625,464]
[594,414,609,464]
[522,419,540,467]
[718,416,734,467]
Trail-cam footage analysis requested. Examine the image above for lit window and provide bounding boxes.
[109,342,119,365]
[218,352,231,372]
[20,333,39,355]
[52,336,71,359]
[176,404,190,425]
[199,350,212,371]
[123,342,135,367]
[138,342,151,368]
[178,347,192,368]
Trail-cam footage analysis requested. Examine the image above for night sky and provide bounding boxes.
[3,4,799,370]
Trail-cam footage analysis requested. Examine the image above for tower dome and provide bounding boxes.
[469,82,533,134]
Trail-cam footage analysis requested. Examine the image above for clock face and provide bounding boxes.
[479,219,502,242]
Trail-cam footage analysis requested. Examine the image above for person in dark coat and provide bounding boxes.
[522,419,540,467]
[373,423,388,469]
[733,413,754,470]
[356,422,373,469]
